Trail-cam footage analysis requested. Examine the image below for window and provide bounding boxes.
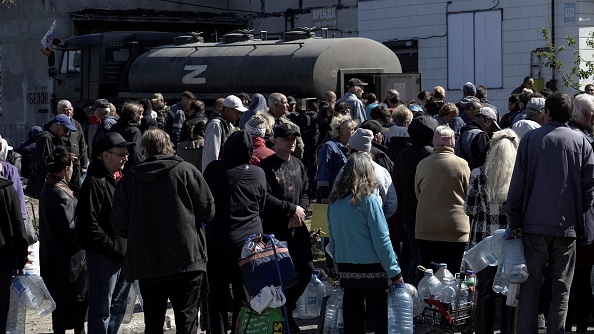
[60,50,81,74]
[447,10,502,89]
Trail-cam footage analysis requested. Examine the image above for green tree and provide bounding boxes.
[537,27,594,91]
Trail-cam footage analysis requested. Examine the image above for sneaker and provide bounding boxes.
[538,314,546,329]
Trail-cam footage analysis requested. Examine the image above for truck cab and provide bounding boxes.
[51,31,191,112]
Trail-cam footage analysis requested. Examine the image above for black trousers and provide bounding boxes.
[139,271,203,334]
[0,273,11,333]
[285,260,315,313]
[207,257,249,334]
[418,240,466,274]
[475,266,515,334]
[565,265,593,333]
[343,287,388,334]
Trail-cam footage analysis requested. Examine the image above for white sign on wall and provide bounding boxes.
[564,3,576,24]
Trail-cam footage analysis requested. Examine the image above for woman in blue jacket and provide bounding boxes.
[327,152,402,334]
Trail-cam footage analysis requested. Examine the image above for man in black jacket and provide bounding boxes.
[0,176,28,333]
[75,132,135,334]
[111,128,215,333]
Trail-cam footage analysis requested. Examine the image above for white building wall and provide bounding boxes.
[359,0,590,115]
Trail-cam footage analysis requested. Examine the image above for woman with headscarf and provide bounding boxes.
[327,152,402,333]
[415,125,470,272]
[464,128,518,334]
[202,130,268,334]
[239,93,268,129]
[39,146,87,334]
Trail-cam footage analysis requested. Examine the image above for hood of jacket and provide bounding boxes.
[223,130,253,167]
[0,176,12,189]
[247,93,267,114]
[131,155,183,183]
[408,115,438,145]
[460,120,485,134]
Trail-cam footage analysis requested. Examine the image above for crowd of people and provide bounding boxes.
[0,75,593,334]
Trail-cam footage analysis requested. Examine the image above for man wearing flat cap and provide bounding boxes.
[336,78,367,124]
[75,132,136,334]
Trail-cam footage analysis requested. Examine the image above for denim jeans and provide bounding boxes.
[517,234,576,334]
[86,252,132,334]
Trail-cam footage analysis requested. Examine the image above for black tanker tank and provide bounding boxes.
[127,30,402,99]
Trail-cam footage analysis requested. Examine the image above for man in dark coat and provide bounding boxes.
[111,128,215,333]
[57,99,89,196]
[394,116,438,283]
[30,114,77,198]
[75,132,135,334]
[0,175,28,332]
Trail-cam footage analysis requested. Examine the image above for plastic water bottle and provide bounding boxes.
[492,263,509,295]
[465,270,476,303]
[404,283,425,317]
[320,276,335,297]
[433,263,454,283]
[299,274,325,319]
[388,283,413,334]
[454,276,469,309]
[418,269,442,300]
[28,274,56,317]
[502,238,529,283]
[123,284,137,324]
[11,274,43,310]
[439,278,456,305]
[323,286,344,333]
[6,289,26,334]
[506,283,520,307]
[463,229,505,272]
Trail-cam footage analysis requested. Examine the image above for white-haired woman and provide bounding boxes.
[464,128,519,334]
[328,152,402,334]
[415,125,470,273]
[316,114,356,203]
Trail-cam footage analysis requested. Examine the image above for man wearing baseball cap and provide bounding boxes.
[336,77,367,124]
[258,123,311,332]
[512,97,547,139]
[75,131,135,333]
[202,95,247,171]
[31,114,78,198]
[455,106,496,169]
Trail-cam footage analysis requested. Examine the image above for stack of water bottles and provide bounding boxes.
[7,272,56,334]
[463,228,528,307]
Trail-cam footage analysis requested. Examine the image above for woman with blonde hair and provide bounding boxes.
[464,128,519,334]
[316,114,357,203]
[328,152,402,333]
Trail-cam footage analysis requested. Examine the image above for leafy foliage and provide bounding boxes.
[537,27,594,91]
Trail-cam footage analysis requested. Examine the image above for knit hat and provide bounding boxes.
[348,128,373,152]
[245,115,267,138]
[433,128,455,147]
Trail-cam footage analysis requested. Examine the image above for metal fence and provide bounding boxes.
[0,124,27,147]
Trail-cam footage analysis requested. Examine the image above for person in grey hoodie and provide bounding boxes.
[111,128,214,334]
